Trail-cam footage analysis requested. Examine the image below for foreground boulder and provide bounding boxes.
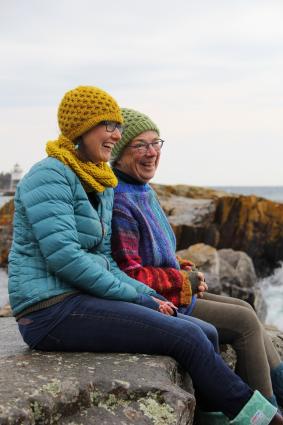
[1,316,283,424]
[0,318,195,425]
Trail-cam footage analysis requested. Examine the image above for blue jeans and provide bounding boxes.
[178,313,219,352]
[36,295,252,418]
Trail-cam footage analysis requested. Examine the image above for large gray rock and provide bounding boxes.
[1,318,283,424]
[160,196,215,227]
[0,318,195,425]
[218,249,267,320]
[158,196,219,250]
[218,249,257,288]
[176,244,267,320]
[176,243,221,294]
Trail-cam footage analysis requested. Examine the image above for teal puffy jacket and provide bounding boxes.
[8,157,156,315]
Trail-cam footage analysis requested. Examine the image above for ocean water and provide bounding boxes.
[211,186,283,203]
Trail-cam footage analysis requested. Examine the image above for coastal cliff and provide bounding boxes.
[0,199,14,268]
[152,184,283,275]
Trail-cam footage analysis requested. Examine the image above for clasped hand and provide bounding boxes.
[151,297,177,316]
[194,272,208,297]
[151,269,208,316]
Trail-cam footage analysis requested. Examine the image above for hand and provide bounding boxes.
[197,272,208,298]
[152,297,177,316]
[182,260,195,272]
[179,257,195,272]
[183,265,193,272]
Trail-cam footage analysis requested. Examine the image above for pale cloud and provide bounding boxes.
[0,0,282,185]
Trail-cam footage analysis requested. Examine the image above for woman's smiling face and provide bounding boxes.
[78,122,122,164]
[115,130,161,183]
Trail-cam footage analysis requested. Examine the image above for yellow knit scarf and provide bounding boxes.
[46,135,118,192]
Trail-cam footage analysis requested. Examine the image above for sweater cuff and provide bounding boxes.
[179,271,193,305]
[152,293,168,302]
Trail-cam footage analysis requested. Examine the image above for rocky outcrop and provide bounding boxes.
[0,199,14,268]
[153,185,283,276]
[151,184,232,200]
[1,186,282,275]
[214,195,283,274]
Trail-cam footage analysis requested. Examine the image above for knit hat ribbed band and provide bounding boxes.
[58,86,123,141]
[111,108,160,160]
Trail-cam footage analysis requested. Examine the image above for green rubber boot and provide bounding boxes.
[230,390,277,424]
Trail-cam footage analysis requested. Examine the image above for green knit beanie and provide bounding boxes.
[111,108,160,161]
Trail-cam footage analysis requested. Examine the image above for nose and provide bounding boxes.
[145,144,158,156]
[111,127,122,141]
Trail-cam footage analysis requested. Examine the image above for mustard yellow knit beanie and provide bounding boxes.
[58,86,123,141]
[111,108,159,161]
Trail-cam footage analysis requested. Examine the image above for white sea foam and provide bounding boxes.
[260,263,283,331]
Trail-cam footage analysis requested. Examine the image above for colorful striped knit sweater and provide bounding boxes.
[111,169,197,308]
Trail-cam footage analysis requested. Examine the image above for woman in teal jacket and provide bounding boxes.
[8,85,282,424]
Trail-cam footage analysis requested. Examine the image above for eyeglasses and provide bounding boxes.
[100,120,124,134]
[127,139,164,153]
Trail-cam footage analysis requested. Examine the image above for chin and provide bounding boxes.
[99,155,111,163]
[140,175,153,183]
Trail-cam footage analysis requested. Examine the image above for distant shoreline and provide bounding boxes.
[210,186,283,203]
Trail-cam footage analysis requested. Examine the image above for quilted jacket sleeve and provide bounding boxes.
[19,164,144,302]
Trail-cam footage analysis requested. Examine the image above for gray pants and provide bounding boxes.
[191,292,281,397]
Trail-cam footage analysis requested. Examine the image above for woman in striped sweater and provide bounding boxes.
[110,108,283,413]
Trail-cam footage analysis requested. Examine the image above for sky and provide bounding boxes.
[1,0,283,186]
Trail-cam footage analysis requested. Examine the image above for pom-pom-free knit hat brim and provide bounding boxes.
[111,108,159,161]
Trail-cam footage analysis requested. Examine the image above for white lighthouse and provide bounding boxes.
[9,164,23,192]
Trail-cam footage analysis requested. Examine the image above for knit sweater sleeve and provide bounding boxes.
[111,209,193,306]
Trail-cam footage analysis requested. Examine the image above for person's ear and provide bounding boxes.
[74,136,83,150]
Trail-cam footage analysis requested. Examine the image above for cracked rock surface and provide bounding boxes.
[0,318,195,425]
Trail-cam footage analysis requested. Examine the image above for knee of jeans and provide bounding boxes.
[205,324,219,350]
[177,321,216,352]
[208,324,219,342]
